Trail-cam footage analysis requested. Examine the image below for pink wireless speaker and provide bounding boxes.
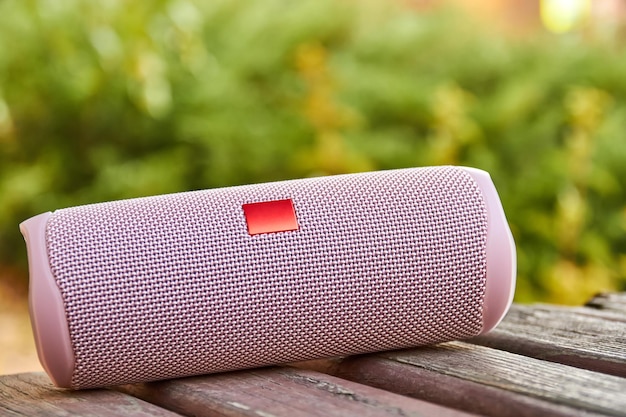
[21,166,515,389]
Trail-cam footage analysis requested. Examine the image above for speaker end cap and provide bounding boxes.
[462,167,516,334]
[20,212,75,388]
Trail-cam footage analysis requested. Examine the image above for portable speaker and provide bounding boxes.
[20,166,516,389]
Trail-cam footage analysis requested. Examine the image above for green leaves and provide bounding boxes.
[1,0,625,303]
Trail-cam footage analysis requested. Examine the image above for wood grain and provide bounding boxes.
[586,293,626,315]
[115,366,477,417]
[322,342,626,417]
[469,303,626,376]
[0,373,181,417]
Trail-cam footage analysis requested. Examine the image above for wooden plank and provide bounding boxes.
[0,373,181,417]
[469,303,626,376]
[315,342,626,417]
[585,293,626,315]
[115,366,477,417]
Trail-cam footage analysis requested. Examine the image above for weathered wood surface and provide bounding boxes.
[318,341,626,417]
[0,373,181,417]
[115,366,475,417]
[586,292,626,315]
[2,292,625,417]
[469,303,626,377]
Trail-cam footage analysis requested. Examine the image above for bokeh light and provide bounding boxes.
[541,0,591,33]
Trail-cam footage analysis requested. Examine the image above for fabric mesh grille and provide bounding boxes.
[45,166,488,388]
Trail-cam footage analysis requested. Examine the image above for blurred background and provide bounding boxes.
[1,0,626,375]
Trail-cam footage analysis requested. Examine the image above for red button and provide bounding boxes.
[242,199,299,235]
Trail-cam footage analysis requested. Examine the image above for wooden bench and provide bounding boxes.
[2,292,625,417]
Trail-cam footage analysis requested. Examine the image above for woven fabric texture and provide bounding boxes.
[45,166,488,388]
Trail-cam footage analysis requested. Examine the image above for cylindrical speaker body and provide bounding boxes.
[20,166,515,389]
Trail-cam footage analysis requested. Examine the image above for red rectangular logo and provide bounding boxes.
[242,199,299,235]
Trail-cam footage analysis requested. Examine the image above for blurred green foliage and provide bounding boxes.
[1,0,625,304]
